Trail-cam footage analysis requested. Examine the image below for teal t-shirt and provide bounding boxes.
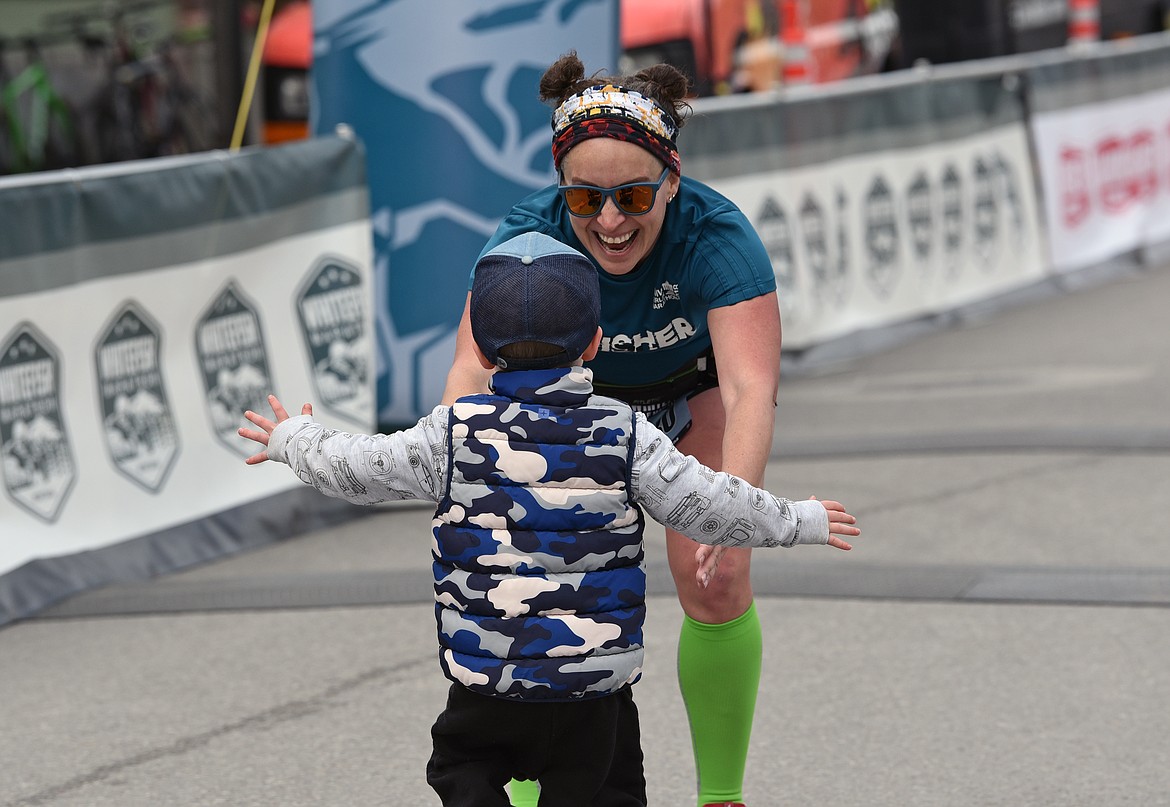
[474,176,777,387]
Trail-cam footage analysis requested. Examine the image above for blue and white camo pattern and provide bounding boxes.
[435,367,646,701]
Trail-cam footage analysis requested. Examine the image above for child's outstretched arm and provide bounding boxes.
[629,416,861,587]
[694,496,858,587]
[240,394,313,465]
[238,393,451,506]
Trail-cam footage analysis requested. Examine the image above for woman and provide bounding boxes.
[442,52,781,807]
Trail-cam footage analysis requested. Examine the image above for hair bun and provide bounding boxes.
[539,51,587,104]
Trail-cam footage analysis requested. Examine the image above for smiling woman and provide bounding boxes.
[442,51,783,807]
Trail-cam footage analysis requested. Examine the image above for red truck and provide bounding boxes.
[619,0,899,95]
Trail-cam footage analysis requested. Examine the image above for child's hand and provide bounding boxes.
[812,496,860,551]
[239,394,313,465]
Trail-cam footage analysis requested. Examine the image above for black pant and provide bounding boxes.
[426,684,646,807]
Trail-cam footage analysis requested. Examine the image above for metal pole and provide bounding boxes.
[209,0,245,148]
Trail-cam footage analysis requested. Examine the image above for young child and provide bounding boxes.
[239,232,859,807]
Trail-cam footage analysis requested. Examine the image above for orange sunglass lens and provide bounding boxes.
[564,188,602,216]
[616,185,654,214]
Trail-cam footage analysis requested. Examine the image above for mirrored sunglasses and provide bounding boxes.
[559,167,671,218]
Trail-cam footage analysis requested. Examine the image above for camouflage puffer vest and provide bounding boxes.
[433,366,646,701]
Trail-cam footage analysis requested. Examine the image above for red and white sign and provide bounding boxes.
[1032,86,1170,272]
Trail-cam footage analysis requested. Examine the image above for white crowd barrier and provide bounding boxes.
[3,34,1169,624]
[0,137,375,625]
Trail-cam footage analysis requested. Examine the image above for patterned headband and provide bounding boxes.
[550,84,681,174]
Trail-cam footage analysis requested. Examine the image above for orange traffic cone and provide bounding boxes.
[781,0,811,85]
[1067,0,1100,45]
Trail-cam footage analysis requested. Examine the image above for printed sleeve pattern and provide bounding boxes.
[629,415,829,547]
[266,407,451,505]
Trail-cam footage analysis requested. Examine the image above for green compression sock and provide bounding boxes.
[508,778,540,806]
[678,602,762,807]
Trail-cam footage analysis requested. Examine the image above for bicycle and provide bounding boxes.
[47,0,214,164]
[0,37,84,174]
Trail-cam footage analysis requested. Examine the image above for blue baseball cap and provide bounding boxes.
[470,232,601,370]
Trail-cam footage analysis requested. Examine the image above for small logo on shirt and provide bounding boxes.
[652,281,680,310]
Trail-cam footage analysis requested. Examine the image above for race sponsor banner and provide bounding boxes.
[685,72,1047,349]
[711,132,1045,347]
[310,0,619,427]
[0,138,374,623]
[1027,36,1170,272]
